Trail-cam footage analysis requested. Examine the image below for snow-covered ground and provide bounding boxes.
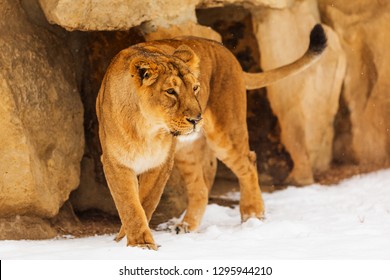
[1,169,390,260]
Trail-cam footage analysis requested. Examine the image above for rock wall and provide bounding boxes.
[38,0,199,31]
[252,0,346,184]
[38,0,297,32]
[319,0,390,166]
[0,0,84,239]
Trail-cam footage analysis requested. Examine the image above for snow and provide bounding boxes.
[1,169,390,260]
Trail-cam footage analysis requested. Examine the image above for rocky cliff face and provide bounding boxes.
[252,0,346,184]
[320,0,390,167]
[0,0,84,239]
[1,0,389,240]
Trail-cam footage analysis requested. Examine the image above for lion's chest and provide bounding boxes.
[132,144,169,175]
[116,135,171,175]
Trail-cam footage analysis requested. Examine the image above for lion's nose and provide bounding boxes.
[186,114,202,126]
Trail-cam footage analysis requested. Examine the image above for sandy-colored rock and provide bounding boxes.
[38,0,199,31]
[0,216,57,240]
[319,0,390,166]
[144,21,221,42]
[38,0,304,32]
[252,0,346,184]
[0,0,84,220]
[198,0,294,9]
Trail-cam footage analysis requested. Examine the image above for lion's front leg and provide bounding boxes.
[139,144,175,222]
[101,155,157,250]
[116,142,175,242]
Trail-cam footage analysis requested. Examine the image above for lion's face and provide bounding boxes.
[130,45,203,137]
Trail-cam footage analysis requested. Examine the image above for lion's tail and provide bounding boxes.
[243,24,327,90]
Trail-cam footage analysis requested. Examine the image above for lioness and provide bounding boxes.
[97,24,327,249]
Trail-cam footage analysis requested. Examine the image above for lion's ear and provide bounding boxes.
[130,60,158,86]
[173,45,200,77]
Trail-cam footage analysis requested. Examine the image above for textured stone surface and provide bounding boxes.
[144,21,221,42]
[39,0,199,31]
[0,0,84,219]
[38,0,299,32]
[198,0,294,9]
[252,0,346,184]
[319,0,390,166]
[0,216,57,240]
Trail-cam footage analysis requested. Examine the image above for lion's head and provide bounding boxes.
[129,44,203,137]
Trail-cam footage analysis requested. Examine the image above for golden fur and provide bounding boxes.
[96,25,327,249]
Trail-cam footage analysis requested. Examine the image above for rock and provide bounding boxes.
[38,0,307,32]
[0,216,57,240]
[319,0,390,166]
[198,0,295,9]
[252,0,346,185]
[70,155,117,215]
[144,21,221,42]
[0,0,84,233]
[38,0,199,31]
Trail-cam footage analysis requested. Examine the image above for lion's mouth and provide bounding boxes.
[170,118,203,137]
[171,124,202,137]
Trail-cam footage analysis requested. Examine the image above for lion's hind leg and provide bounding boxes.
[205,123,265,222]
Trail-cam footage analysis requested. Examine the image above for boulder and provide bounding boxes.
[144,21,221,42]
[0,0,84,237]
[198,0,295,9]
[38,0,308,32]
[38,0,199,31]
[0,216,57,240]
[252,0,346,185]
[319,0,390,166]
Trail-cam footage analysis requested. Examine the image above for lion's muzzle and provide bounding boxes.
[186,114,202,127]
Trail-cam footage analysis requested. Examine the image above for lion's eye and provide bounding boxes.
[166,88,176,95]
[193,85,200,92]
[143,72,150,79]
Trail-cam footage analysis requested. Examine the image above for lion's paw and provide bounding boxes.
[174,222,191,234]
[241,205,265,222]
[135,243,160,251]
[240,199,265,222]
[166,221,191,235]
[241,212,265,222]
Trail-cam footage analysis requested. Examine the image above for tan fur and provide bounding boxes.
[97,32,325,249]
